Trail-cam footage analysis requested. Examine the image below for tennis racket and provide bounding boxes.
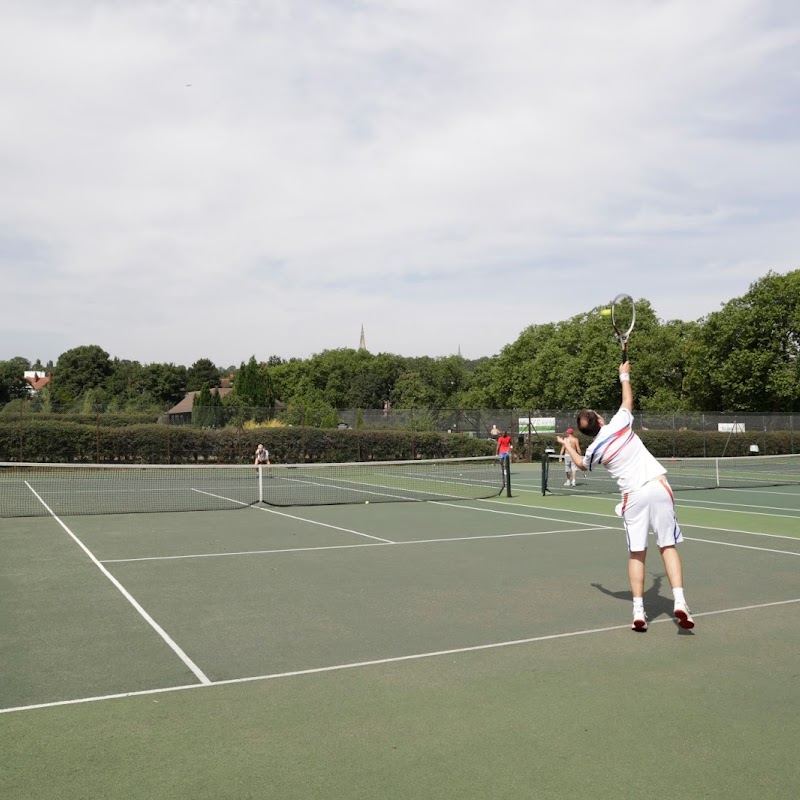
[610,293,636,362]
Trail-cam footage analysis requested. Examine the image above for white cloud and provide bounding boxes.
[1,0,798,365]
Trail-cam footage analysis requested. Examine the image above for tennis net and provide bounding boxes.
[542,452,800,496]
[0,456,503,517]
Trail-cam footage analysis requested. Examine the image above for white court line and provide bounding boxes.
[674,498,800,519]
[481,498,800,541]
[24,481,211,686]
[515,483,800,521]
[435,499,611,528]
[684,537,800,556]
[3,596,799,716]
[103,542,392,563]
[192,489,394,543]
[727,487,800,497]
[100,527,606,564]
[267,468,498,505]
[270,475,435,504]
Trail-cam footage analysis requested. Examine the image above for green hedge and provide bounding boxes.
[531,430,795,461]
[0,421,496,464]
[0,410,157,426]
[2,420,793,464]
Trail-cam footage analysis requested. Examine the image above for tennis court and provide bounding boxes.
[2,461,799,799]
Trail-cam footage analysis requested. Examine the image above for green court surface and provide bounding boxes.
[2,463,799,799]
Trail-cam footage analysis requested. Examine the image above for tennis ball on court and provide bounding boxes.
[600,308,612,317]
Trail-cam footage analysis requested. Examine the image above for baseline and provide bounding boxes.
[3,597,798,716]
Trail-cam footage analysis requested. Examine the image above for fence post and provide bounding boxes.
[672,414,676,458]
[18,405,25,461]
[702,414,706,458]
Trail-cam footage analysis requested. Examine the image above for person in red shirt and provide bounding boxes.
[496,430,513,462]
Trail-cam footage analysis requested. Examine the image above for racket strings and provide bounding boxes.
[611,295,635,343]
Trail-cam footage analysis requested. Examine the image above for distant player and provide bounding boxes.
[495,430,512,462]
[254,443,272,476]
[557,361,694,633]
[559,427,581,486]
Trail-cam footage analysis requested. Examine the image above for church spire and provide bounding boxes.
[359,324,367,351]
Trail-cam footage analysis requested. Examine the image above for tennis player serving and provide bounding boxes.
[556,361,694,632]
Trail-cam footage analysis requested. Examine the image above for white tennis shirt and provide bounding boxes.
[582,407,665,493]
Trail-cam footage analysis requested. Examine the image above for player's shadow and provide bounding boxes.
[591,574,688,631]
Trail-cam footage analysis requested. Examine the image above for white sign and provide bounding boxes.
[718,423,746,433]
[519,417,556,434]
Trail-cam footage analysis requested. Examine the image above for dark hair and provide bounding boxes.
[577,409,601,437]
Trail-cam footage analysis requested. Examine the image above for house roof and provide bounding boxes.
[25,373,51,392]
[166,387,232,415]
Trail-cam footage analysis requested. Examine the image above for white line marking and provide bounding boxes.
[3,597,798,715]
[192,489,394,543]
[268,475,429,503]
[674,498,800,519]
[684,537,800,556]
[725,487,800,497]
[103,542,392,563]
[479,499,800,541]
[100,527,607,564]
[23,481,211,686]
[434,499,610,528]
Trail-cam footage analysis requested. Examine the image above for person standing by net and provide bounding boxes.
[496,430,512,462]
[559,427,581,486]
[556,361,694,632]
[254,443,272,477]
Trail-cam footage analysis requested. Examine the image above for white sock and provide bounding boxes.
[632,596,644,611]
[673,587,686,605]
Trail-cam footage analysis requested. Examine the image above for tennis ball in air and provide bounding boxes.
[365,501,370,505]
[600,308,612,317]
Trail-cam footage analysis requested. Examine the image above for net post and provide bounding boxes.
[504,457,512,498]
[258,465,264,504]
[542,447,554,495]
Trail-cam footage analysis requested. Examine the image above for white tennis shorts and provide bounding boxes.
[614,476,683,552]
[564,455,574,470]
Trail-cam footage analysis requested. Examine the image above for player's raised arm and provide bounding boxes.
[619,361,633,412]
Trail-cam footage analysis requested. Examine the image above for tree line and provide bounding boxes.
[1,270,798,416]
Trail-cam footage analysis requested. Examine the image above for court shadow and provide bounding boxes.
[590,574,678,624]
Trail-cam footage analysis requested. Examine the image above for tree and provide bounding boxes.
[683,270,800,411]
[186,359,220,391]
[232,356,273,410]
[50,345,113,407]
[0,358,30,405]
[192,383,223,427]
[140,363,188,407]
[636,320,698,412]
[106,359,146,404]
[392,371,438,408]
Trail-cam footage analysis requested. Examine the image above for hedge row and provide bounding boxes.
[532,429,796,460]
[0,421,497,464]
[1,420,795,464]
[0,410,157,426]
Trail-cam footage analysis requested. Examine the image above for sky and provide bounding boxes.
[1,0,799,368]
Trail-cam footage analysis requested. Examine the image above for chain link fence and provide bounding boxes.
[163,405,799,458]
[2,404,797,461]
